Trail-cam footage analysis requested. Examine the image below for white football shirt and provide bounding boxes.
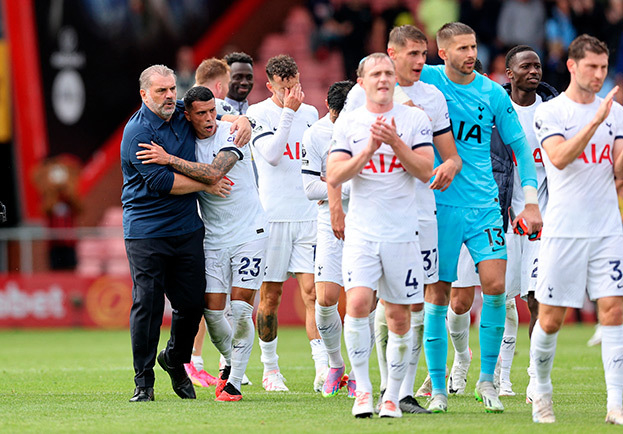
[509,95,548,224]
[195,120,268,248]
[331,104,433,243]
[247,98,319,222]
[344,82,449,220]
[533,93,623,237]
[301,114,350,228]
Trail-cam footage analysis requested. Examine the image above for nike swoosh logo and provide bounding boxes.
[426,271,435,278]
[564,126,575,131]
[406,291,417,297]
[618,282,623,289]
[353,137,367,144]
[241,277,255,282]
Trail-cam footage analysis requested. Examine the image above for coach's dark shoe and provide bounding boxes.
[399,395,431,414]
[157,349,196,399]
[129,386,154,402]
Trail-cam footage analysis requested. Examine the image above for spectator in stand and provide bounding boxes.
[497,0,546,58]
[459,0,501,72]
[175,46,195,98]
[333,0,374,80]
[371,0,415,50]
[544,0,576,91]
[569,0,605,40]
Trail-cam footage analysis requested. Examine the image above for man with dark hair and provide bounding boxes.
[224,52,254,115]
[247,54,322,392]
[531,34,623,425]
[137,85,267,403]
[301,80,355,398]
[443,45,558,402]
[418,22,542,413]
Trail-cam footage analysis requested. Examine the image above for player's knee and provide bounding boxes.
[599,304,623,326]
[539,316,562,334]
[450,297,471,315]
[346,297,372,318]
[482,278,505,296]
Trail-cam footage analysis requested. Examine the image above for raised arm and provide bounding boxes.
[250,85,305,166]
[543,87,618,170]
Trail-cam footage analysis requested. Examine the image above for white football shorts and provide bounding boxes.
[419,218,439,285]
[536,235,623,308]
[315,223,344,286]
[342,239,424,305]
[264,220,317,282]
[453,244,480,288]
[205,237,268,293]
[505,232,540,299]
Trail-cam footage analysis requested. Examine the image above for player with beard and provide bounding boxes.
[418,22,542,413]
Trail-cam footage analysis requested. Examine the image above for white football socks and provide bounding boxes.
[448,306,471,362]
[530,320,558,395]
[374,301,389,391]
[259,336,280,374]
[204,309,232,365]
[315,302,344,368]
[602,325,623,412]
[344,314,372,393]
[385,329,413,405]
[399,310,424,399]
[229,300,254,390]
[499,298,518,384]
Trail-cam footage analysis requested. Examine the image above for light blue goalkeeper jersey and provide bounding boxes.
[420,64,537,208]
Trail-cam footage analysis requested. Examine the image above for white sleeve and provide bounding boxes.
[410,112,433,148]
[533,102,564,145]
[330,116,352,155]
[301,128,328,201]
[431,92,451,135]
[250,107,295,166]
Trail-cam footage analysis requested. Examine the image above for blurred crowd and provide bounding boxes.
[306,0,623,97]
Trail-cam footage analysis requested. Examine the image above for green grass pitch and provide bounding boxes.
[0,324,616,433]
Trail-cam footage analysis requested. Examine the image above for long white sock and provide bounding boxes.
[601,325,623,412]
[368,307,376,352]
[448,306,471,362]
[228,300,254,391]
[310,338,328,374]
[344,314,372,393]
[530,320,558,395]
[385,329,413,405]
[315,302,344,368]
[204,309,232,365]
[219,297,234,369]
[374,301,388,391]
[499,298,518,384]
[259,337,280,374]
[399,310,424,399]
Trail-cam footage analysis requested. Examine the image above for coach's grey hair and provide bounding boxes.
[139,65,176,91]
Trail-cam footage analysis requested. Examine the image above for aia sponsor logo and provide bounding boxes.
[361,154,405,174]
[283,142,302,159]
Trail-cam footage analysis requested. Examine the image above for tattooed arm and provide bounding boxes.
[137,141,239,184]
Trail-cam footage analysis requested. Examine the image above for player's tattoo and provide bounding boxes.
[257,311,278,341]
[169,151,238,184]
